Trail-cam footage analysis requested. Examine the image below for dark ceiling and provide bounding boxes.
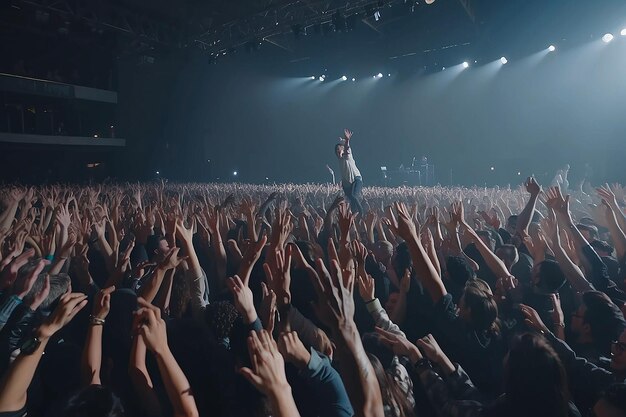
[2,0,484,54]
[2,0,624,81]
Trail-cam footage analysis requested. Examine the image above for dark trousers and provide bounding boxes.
[343,176,363,215]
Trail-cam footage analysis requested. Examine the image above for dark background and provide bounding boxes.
[2,0,626,186]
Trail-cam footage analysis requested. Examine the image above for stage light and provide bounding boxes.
[517,172,521,176]
[387,73,391,77]
[319,76,324,81]
[621,28,626,36]
[376,72,383,78]
[462,61,469,68]
[490,166,495,171]
[156,171,160,175]
[352,77,356,81]
[310,76,316,80]
[233,171,238,176]
[341,75,347,81]
[500,57,508,64]
[93,134,98,138]
[548,45,556,52]
[602,33,614,43]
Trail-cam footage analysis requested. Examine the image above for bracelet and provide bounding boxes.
[365,298,377,305]
[45,254,54,261]
[89,315,105,326]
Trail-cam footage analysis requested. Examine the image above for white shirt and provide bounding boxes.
[339,148,361,185]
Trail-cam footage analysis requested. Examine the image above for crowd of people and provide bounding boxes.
[0,177,625,417]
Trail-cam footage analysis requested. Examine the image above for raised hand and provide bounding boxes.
[343,129,353,142]
[351,240,368,268]
[158,247,188,271]
[227,275,257,324]
[337,202,356,241]
[550,293,565,327]
[239,330,291,397]
[238,234,268,287]
[134,298,168,355]
[291,241,354,331]
[357,273,375,302]
[175,217,196,245]
[415,334,455,374]
[55,205,71,229]
[450,201,465,225]
[525,176,541,196]
[8,230,28,259]
[415,334,446,363]
[260,282,277,333]
[263,245,292,306]
[39,291,89,338]
[12,258,48,299]
[384,202,418,243]
[544,187,570,217]
[277,331,311,369]
[597,184,619,208]
[375,327,423,363]
[0,247,35,290]
[92,286,115,321]
[270,207,293,251]
[519,304,549,334]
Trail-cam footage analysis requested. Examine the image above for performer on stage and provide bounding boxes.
[335,128,363,214]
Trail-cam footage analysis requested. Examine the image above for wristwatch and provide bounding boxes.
[20,335,42,355]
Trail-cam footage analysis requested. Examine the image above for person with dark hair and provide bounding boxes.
[495,244,519,272]
[499,333,577,417]
[569,291,626,364]
[591,240,615,258]
[577,224,599,242]
[335,128,363,215]
[444,255,477,303]
[376,330,580,417]
[523,304,626,414]
[367,353,415,417]
[386,202,505,397]
[531,260,567,294]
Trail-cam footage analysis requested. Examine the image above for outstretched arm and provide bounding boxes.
[294,242,384,417]
[387,202,446,303]
[81,286,115,386]
[341,129,353,158]
[134,298,198,417]
[0,291,88,413]
[456,207,511,280]
[516,177,541,236]
[597,186,626,261]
